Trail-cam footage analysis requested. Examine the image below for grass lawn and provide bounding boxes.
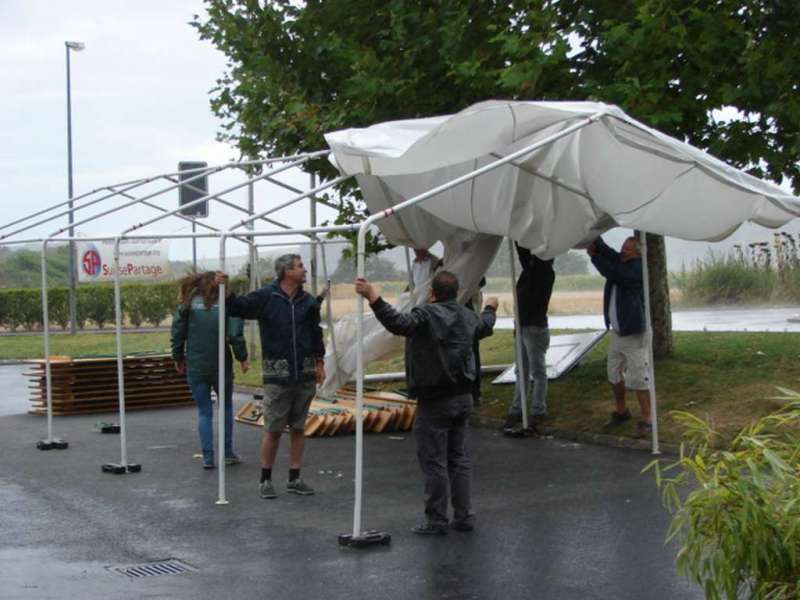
[5,329,799,445]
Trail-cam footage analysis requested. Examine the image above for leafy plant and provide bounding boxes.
[48,287,70,330]
[77,286,115,329]
[2,289,43,331]
[646,391,800,599]
[123,282,178,328]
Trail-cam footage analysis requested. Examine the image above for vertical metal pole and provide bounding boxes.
[113,238,128,466]
[309,172,318,296]
[639,231,660,455]
[192,220,197,271]
[404,247,413,291]
[508,239,528,430]
[217,235,229,505]
[40,242,54,442]
[319,244,339,376]
[247,181,258,362]
[66,45,77,334]
[353,235,365,538]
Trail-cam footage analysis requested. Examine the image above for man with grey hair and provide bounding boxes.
[218,253,325,498]
[587,235,652,438]
[356,270,498,535]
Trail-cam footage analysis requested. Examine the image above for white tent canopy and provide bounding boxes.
[322,99,800,406]
[322,100,800,539]
[326,100,800,258]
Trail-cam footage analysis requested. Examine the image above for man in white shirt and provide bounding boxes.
[410,248,442,291]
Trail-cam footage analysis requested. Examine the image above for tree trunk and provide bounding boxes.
[645,233,673,358]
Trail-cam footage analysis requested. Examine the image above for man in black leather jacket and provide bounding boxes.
[356,271,497,535]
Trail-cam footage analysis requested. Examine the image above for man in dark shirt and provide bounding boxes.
[356,271,497,535]
[504,244,555,434]
[218,254,325,499]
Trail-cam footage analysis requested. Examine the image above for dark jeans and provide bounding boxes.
[413,393,474,528]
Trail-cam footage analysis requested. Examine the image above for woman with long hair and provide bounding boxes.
[170,271,249,469]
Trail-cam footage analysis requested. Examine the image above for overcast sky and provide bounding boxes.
[2,1,797,269]
[0,0,336,261]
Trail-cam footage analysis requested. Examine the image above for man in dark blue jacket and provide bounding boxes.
[219,254,325,499]
[356,271,497,535]
[587,236,652,438]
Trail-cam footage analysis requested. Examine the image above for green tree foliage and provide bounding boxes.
[193,1,800,357]
[567,1,800,188]
[193,0,799,191]
[0,245,71,288]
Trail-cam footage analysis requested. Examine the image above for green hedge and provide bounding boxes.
[0,276,254,331]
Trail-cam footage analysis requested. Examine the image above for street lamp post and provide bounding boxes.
[65,40,84,334]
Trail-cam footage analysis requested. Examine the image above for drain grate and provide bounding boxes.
[108,559,197,579]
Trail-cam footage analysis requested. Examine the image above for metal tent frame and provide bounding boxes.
[4,119,670,546]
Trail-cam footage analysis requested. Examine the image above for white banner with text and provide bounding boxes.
[77,239,171,282]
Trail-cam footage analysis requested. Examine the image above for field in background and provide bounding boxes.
[320,283,682,319]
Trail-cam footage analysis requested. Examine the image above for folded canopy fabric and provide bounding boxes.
[325,100,800,259]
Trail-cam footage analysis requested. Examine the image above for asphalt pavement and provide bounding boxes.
[0,364,701,600]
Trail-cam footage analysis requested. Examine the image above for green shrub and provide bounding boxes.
[0,291,9,330]
[77,285,115,329]
[48,287,70,330]
[647,392,800,599]
[124,282,178,327]
[2,289,43,331]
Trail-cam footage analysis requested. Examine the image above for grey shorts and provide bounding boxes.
[262,380,317,432]
[607,331,650,390]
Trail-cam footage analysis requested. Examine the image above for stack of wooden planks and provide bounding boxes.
[235,388,417,437]
[25,353,194,416]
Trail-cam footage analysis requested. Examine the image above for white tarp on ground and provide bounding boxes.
[319,100,800,394]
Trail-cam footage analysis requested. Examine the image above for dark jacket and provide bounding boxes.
[515,244,555,328]
[170,298,248,382]
[590,238,645,336]
[228,281,324,384]
[370,297,496,401]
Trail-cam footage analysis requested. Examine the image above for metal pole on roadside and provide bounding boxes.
[310,172,318,296]
[192,220,197,271]
[247,180,258,362]
[508,238,528,430]
[65,40,85,335]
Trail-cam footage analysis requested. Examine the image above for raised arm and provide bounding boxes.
[591,254,643,286]
[355,277,429,337]
[370,298,429,337]
[228,286,272,319]
[476,297,498,339]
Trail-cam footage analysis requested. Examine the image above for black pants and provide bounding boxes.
[413,393,475,528]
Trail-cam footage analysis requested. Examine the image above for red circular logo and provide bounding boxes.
[82,249,102,276]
